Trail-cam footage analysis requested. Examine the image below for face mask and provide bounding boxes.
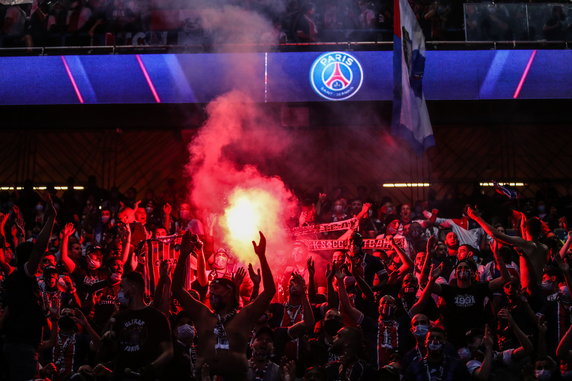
[176,324,195,343]
[110,272,122,283]
[117,290,129,306]
[535,369,552,381]
[403,287,416,295]
[323,319,343,336]
[458,347,472,361]
[413,324,429,338]
[457,269,470,280]
[333,205,343,213]
[180,211,190,220]
[428,342,443,352]
[145,207,153,215]
[473,256,480,264]
[87,257,101,270]
[541,281,554,291]
[560,285,570,298]
[36,204,44,212]
[101,216,110,224]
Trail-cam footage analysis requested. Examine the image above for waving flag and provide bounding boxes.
[392,0,434,153]
[493,181,520,200]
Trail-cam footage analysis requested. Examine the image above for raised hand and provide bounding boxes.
[482,325,493,350]
[326,263,334,282]
[252,231,266,258]
[248,263,261,286]
[180,231,195,256]
[291,272,306,290]
[42,193,56,217]
[160,259,172,278]
[428,264,442,283]
[62,222,76,238]
[307,257,315,276]
[426,235,436,252]
[466,206,480,220]
[233,267,247,288]
[163,202,172,216]
[333,262,345,282]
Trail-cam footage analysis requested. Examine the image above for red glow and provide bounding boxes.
[61,56,84,104]
[187,91,296,266]
[136,55,161,103]
[513,50,537,99]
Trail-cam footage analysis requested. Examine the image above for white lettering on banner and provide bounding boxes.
[299,237,406,251]
[291,218,359,237]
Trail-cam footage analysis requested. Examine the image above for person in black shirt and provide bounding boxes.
[103,271,173,380]
[402,326,470,381]
[2,194,56,381]
[425,255,509,347]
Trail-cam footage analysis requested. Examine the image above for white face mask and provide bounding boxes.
[428,342,443,352]
[541,280,554,291]
[535,369,552,381]
[87,257,101,270]
[117,290,129,306]
[176,324,195,343]
[412,324,429,338]
[110,272,122,283]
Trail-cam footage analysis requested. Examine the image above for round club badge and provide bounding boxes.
[310,52,364,101]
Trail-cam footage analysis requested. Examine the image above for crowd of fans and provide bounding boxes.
[0,0,570,49]
[2,179,572,381]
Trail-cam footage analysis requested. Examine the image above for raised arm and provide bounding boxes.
[335,263,363,325]
[120,223,132,266]
[499,308,534,360]
[307,257,318,303]
[0,212,9,240]
[248,264,261,300]
[410,264,442,315]
[240,232,276,319]
[390,236,414,275]
[325,264,339,309]
[557,325,572,361]
[560,231,572,259]
[172,232,211,321]
[61,222,77,273]
[488,240,511,291]
[26,195,56,276]
[152,260,173,316]
[471,325,494,381]
[194,237,208,287]
[163,203,173,234]
[337,203,372,241]
[419,235,436,287]
[0,239,14,276]
[467,207,533,249]
[287,273,315,339]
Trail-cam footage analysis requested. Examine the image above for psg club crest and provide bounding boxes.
[310,52,364,101]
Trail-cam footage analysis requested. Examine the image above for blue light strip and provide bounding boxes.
[0,50,570,106]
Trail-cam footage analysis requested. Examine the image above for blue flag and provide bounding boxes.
[392,0,434,153]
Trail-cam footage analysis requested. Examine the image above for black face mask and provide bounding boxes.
[59,316,76,331]
[323,319,343,336]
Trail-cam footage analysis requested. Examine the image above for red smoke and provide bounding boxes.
[186,90,297,268]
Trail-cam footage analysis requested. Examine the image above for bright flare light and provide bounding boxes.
[222,187,282,264]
